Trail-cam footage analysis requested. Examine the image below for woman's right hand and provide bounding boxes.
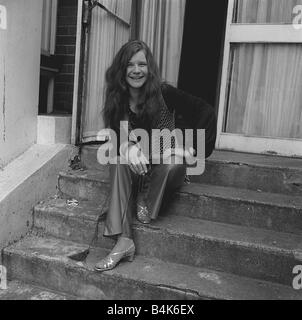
[127,144,149,175]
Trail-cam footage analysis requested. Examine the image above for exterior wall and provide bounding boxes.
[0,144,77,251]
[0,0,43,168]
[54,0,78,114]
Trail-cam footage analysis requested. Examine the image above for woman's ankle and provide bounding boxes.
[113,237,134,251]
[118,236,133,242]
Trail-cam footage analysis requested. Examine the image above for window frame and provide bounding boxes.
[39,0,58,115]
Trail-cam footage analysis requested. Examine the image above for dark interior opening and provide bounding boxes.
[178,0,229,114]
[38,74,49,114]
[38,54,62,114]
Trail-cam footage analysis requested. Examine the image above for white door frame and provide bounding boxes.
[216,0,302,157]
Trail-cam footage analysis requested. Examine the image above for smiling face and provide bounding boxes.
[126,50,148,90]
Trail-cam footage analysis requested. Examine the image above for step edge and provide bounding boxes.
[58,171,302,209]
[33,204,301,256]
[81,147,302,170]
[3,235,301,300]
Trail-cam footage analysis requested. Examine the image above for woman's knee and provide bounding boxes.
[162,155,185,173]
[109,160,133,183]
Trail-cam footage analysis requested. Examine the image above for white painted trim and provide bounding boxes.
[229,24,302,43]
[41,0,58,55]
[41,0,51,53]
[217,133,302,157]
[216,0,235,150]
[50,0,58,55]
[37,115,72,145]
[71,0,84,145]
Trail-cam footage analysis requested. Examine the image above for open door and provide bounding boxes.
[72,0,186,145]
[216,0,302,157]
[79,0,133,144]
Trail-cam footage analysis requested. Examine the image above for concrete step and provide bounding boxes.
[58,168,109,204]
[191,150,302,196]
[80,147,302,196]
[0,280,79,300]
[2,235,302,300]
[57,169,302,234]
[80,144,104,170]
[34,198,302,286]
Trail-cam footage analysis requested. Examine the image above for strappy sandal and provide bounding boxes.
[94,243,135,272]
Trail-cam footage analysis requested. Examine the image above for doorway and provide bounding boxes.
[74,0,228,144]
[177,0,228,114]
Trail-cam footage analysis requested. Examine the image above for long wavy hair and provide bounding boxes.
[103,40,163,131]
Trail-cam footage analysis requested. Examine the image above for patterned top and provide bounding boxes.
[127,96,177,160]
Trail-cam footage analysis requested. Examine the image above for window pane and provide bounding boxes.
[233,0,302,24]
[224,44,302,139]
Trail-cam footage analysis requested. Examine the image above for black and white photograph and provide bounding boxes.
[0,0,302,305]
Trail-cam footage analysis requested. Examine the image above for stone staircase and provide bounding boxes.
[1,146,302,300]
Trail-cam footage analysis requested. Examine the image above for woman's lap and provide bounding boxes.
[104,156,186,237]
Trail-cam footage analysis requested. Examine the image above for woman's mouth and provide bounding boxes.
[127,74,147,88]
[129,76,144,80]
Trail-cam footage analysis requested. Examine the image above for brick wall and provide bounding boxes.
[54,0,78,113]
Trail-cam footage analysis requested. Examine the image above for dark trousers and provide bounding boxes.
[103,158,186,239]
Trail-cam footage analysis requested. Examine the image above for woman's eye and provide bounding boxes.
[127,62,147,68]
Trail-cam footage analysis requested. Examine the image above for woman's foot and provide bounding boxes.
[137,203,151,224]
[136,196,151,224]
[94,237,135,272]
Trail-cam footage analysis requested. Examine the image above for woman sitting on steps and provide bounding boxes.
[94,40,216,272]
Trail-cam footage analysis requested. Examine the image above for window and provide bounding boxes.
[39,0,59,114]
[217,0,302,156]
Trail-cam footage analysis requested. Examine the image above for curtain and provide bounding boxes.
[82,0,132,143]
[139,0,186,87]
[225,0,302,139]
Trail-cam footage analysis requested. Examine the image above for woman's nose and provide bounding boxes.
[133,64,140,73]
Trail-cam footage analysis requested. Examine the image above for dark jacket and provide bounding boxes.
[161,83,217,158]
